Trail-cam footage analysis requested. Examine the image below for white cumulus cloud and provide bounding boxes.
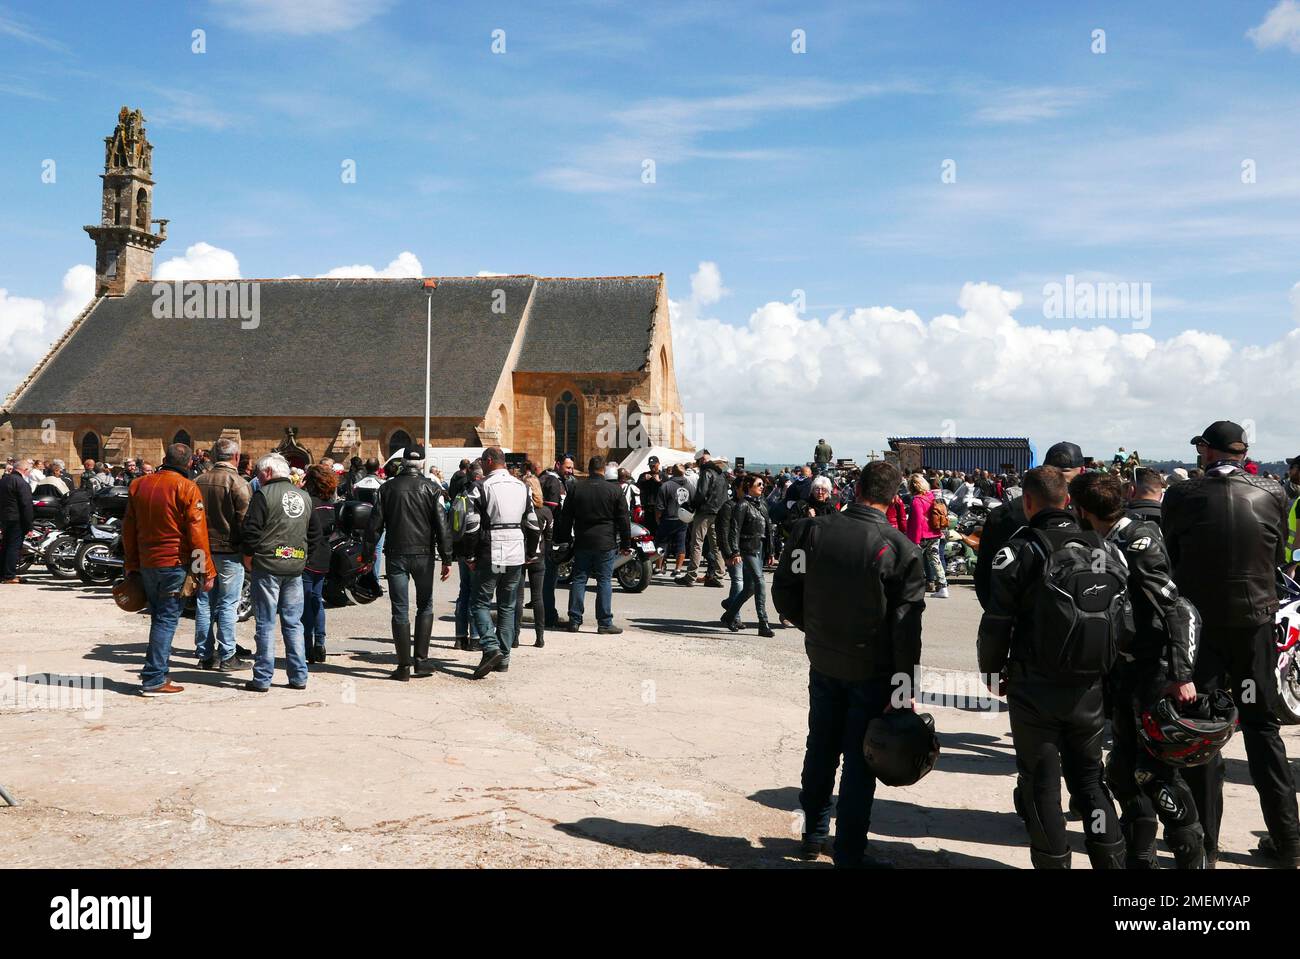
[1249,0,1300,51]
[314,251,423,279]
[154,242,242,280]
[670,263,1300,464]
[0,264,95,403]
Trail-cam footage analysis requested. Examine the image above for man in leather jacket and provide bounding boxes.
[1162,420,1300,866]
[773,461,926,868]
[975,441,1084,609]
[977,466,1127,869]
[365,448,454,681]
[1125,467,1164,525]
[1071,471,1207,869]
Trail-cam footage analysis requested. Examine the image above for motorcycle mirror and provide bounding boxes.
[1293,549,1300,563]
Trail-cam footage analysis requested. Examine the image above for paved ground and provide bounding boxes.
[1,564,1293,868]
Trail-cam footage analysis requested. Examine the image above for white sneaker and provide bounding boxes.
[933,587,950,599]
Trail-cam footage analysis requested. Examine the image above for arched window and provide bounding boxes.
[388,429,412,457]
[554,391,579,459]
[135,188,149,230]
[80,432,101,463]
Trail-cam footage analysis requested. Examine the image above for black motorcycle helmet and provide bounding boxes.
[863,710,940,787]
[1139,690,1237,767]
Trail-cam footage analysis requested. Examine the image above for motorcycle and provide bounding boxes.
[553,515,657,594]
[944,497,996,576]
[326,500,384,607]
[74,520,124,585]
[1273,567,1300,724]
[5,521,59,575]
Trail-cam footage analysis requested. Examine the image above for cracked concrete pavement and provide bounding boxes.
[1,566,1293,868]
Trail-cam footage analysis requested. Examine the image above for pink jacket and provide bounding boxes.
[904,490,941,544]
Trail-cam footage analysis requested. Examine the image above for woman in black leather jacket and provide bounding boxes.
[722,474,775,637]
[514,476,554,648]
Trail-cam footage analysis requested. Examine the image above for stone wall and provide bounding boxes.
[4,414,482,474]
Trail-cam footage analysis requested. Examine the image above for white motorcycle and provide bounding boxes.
[1273,568,1300,724]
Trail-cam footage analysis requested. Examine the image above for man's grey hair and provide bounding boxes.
[51,459,65,471]
[213,438,240,462]
[256,453,290,480]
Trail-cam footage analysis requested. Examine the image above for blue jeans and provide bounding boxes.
[723,556,743,610]
[140,566,187,690]
[799,668,892,868]
[568,547,615,628]
[251,570,307,689]
[471,564,522,662]
[724,553,769,625]
[301,569,327,646]
[195,554,244,664]
[454,559,480,638]
[386,554,433,627]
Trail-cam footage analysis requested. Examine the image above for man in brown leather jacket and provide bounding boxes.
[1163,420,1300,867]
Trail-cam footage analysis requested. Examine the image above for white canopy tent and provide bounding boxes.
[617,446,696,478]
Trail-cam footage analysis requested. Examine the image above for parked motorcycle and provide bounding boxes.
[1273,568,1300,724]
[553,517,658,593]
[75,521,123,585]
[326,500,384,607]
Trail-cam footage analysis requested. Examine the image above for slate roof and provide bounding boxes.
[7,275,663,419]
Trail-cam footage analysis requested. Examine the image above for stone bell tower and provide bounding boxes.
[84,106,168,297]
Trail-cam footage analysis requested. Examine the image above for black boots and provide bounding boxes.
[391,622,411,681]
[758,622,775,638]
[1030,848,1071,869]
[1167,824,1208,870]
[1085,838,1127,870]
[413,613,435,677]
[1120,812,1159,869]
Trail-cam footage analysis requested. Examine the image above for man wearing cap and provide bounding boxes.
[975,441,1084,610]
[364,447,455,681]
[679,449,727,588]
[1163,420,1300,866]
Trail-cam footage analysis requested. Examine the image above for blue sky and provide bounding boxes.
[4,0,1300,461]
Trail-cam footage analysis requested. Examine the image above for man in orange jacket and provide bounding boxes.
[123,443,214,697]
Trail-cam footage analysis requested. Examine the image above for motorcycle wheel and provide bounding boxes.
[46,535,81,579]
[17,553,33,574]
[346,582,382,605]
[237,578,254,622]
[75,540,117,585]
[1279,651,1300,725]
[616,558,654,593]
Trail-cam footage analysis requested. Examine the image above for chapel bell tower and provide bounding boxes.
[84,106,168,297]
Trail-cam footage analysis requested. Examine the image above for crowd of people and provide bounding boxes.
[2,419,1297,872]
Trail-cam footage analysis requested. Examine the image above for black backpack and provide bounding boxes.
[1021,527,1130,679]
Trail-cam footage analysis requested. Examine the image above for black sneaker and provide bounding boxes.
[471,651,504,680]
[495,661,509,673]
[597,625,623,635]
[198,657,220,670]
[218,655,250,672]
[243,682,269,693]
[413,659,435,678]
[727,618,742,633]
[758,624,776,638]
[288,681,307,690]
[235,644,253,658]
[565,621,581,633]
[390,665,411,682]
